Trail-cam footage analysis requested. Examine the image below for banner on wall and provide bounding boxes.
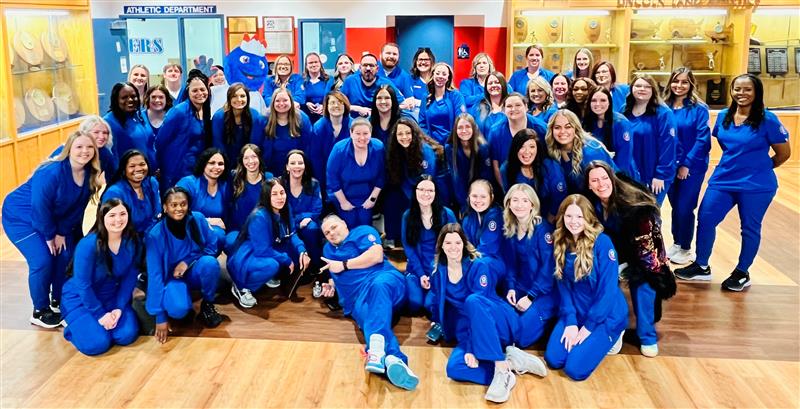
[123,5,217,15]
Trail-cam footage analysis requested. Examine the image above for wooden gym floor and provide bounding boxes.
[1,168,798,408]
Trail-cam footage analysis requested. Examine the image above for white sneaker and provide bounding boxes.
[641,344,659,358]
[485,368,516,403]
[666,244,681,259]
[505,345,547,377]
[608,330,625,355]
[231,284,256,308]
[365,333,386,374]
[670,249,696,265]
[385,355,419,390]
[266,278,281,288]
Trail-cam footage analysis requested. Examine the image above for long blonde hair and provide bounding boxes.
[553,194,603,281]
[265,88,301,138]
[546,109,589,176]
[503,183,542,240]
[46,131,103,202]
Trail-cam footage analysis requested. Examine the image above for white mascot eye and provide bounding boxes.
[259,60,266,69]
[239,55,250,64]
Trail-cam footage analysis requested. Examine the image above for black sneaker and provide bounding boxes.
[199,301,223,328]
[30,309,63,329]
[50,299,60,314]
[721,269,751,292]
[675,262,712,281]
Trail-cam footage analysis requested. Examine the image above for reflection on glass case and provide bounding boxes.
[511,11,619,73]
[6,8,93,135]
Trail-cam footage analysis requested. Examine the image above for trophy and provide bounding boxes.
[585,19,601,43]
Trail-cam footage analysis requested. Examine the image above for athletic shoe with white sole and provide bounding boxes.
[666,243,681,259]
[505,345,547,377]
[365,333,386,374]
[674,262,712,281]
[50,298,61,314]
[608,330,625,355]
[385,355,419,390]
[721,269,751,292]
[641,344,659,357]
[30,308,63,329]
[266,278,281,288]
[670,249,696,265]
[231,284,256,308]
[485,368,516,403]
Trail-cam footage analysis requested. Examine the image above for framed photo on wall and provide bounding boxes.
[747,48,761,75]
[263,16,294,54]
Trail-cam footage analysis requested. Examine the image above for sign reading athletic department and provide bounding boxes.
[123,5,217,15]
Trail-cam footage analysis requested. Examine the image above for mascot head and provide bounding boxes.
[224,34,269,92]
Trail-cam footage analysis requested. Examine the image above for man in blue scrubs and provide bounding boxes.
[341,53,404,118]
[320,214,419,391]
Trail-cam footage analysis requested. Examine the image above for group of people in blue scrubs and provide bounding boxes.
[2,39,791,403]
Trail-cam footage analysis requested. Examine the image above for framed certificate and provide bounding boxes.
[747,48,761,75]
[765,47,788,76]
[263,16,294,54]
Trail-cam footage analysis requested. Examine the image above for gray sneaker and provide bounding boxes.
[231,284,256,308]
[266,278,281,288]
[505,345,547,377]
[485,368,516,403]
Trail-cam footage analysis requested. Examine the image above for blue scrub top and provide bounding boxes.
[502,221,557,318]
[51,145,116,181]
[462,206,504,260]
[263,73,306,105]
[310,115,351,189]
[340,72,405,117]
[585,112,640,181]
[530,104,558,125]
[419,89,467,145]
[227,173,273,232]
[287,179,323,226]
[558,137,618,194]
[446,142,493,211]
[103,111,156,168]
[488,114,548,163]
[625,104,677,185]
[508,67,556,95]
[699,109,790,192]
[101,177,161,234]
[155,101,207,190]
[302,77,333,124]
[670,99,711,172]
[610,83,630,113]
[326,138,386,203]
[378,65,414,99]
[262,111,313,175]
[176,175,230,220]
[500,158,567,218]
[211,107,265,164]
[401,207,457,278]
[229,207,306,270]
[410,77,429,102]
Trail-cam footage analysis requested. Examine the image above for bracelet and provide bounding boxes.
[342,259,349,271]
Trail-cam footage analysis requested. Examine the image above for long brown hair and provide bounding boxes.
[553,194,604,281]
[546,109,589,176]
[231,144,267,199]
[224,83,253,145]
[265,88,301,138]
[584,161,657,216]
[433,223,480,268]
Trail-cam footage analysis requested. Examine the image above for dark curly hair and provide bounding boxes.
[386,117,426,186]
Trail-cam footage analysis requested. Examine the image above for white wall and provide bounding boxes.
[90,0,508,27]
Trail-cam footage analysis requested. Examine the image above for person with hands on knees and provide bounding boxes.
[401,175,457,314]
[61,199,142,355]
[227,178,310,307]
[326,118,385,228]
[319,214,419,391]
[501,184,558,347]
[426,223,547,404]
[145,187,223,344]
[544,194,628,381]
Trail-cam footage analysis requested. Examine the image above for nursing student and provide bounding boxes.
[282,150,324,274]
[527,76,558,124]
[368,85,401,145]
[487,92,547,189]
[426,223,547,403]
[226,144,274,247]
[501,184,558,347]
[326,118,386,228]
[142,85,173,137]
[52,115,116,182]
[675,73,791,292]
[446,113,493,216]
[419,62,466,145]
[261,88,313,175]
[61,199,141,355]
[102,149,161,235]
[227,179,310,307]
[663,68,711,265]
[127,64,150,107]
[459,53,498,111]
[583,86,639,181]
[591,61,629,113]
[469,71,509,137]
[310,90,351,198]
[384,117,438,243]
[155,72,213,191]
[145,187,223,343]
[585,161,677,358]
[104,82,157,169]
[176,148,230,254]
[461,180,506,279]
[544,194,628,381]
[262,54,306,107]
[401,175,457,312]
[319,214,419,391]
[211,83,265,165]
[508,44,555,95]
[565,48,594,80]
[302,52,333,124]
[3,131,102,328]
[623,74,678,205]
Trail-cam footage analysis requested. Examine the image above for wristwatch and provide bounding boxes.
[369,196,377,203]
[342,259,349,271]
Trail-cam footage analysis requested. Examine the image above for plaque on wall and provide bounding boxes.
[24,88,55,122]
[765,48,788,76]
[53,82,79,115]
[13,31,44,66]
[747,48,761,75]
[706,78,726,107]
[41,30,68,63]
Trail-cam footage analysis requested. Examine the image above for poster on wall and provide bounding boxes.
[264,16,294,54]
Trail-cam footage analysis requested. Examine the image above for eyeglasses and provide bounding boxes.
[416,188,435,194]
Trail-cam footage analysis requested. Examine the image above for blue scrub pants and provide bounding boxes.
[7,231,76,310]
[210,226,226,256]
[629,282,657,346]
[544,319,618,381]
[516,294,557,348]
[383,187,410,242]
[230,255,280,292]
[63,306,138,356]
[298,221,323,267]
[695,188,776,271]
[404,274,426,313]
[446,294,519,386]
[350,270,408,363]
[163,255,220,318]
[650,178,673,207]
[335,202,373,229]
[668,170,705,249]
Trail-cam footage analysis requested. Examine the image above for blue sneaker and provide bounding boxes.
[385,355,419,391]
[365,333,386,374]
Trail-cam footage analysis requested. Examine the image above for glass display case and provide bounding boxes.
[4,8,95,138]
[749,8,799,109]
[510,9,622,74]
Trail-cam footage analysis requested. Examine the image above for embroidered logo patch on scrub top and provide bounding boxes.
[422,160,429,169]
[608,249,616,261]
[485,158,491,166]
[479,275,488,287]
[368,234,377,243]
[557,182,565,192]
[544,232,553,244]
[623,132,630,142]
[488,221,497,231]
[670,128,676,137]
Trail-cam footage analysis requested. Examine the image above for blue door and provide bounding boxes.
[93,19,129,112]
[395,16,454,70]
